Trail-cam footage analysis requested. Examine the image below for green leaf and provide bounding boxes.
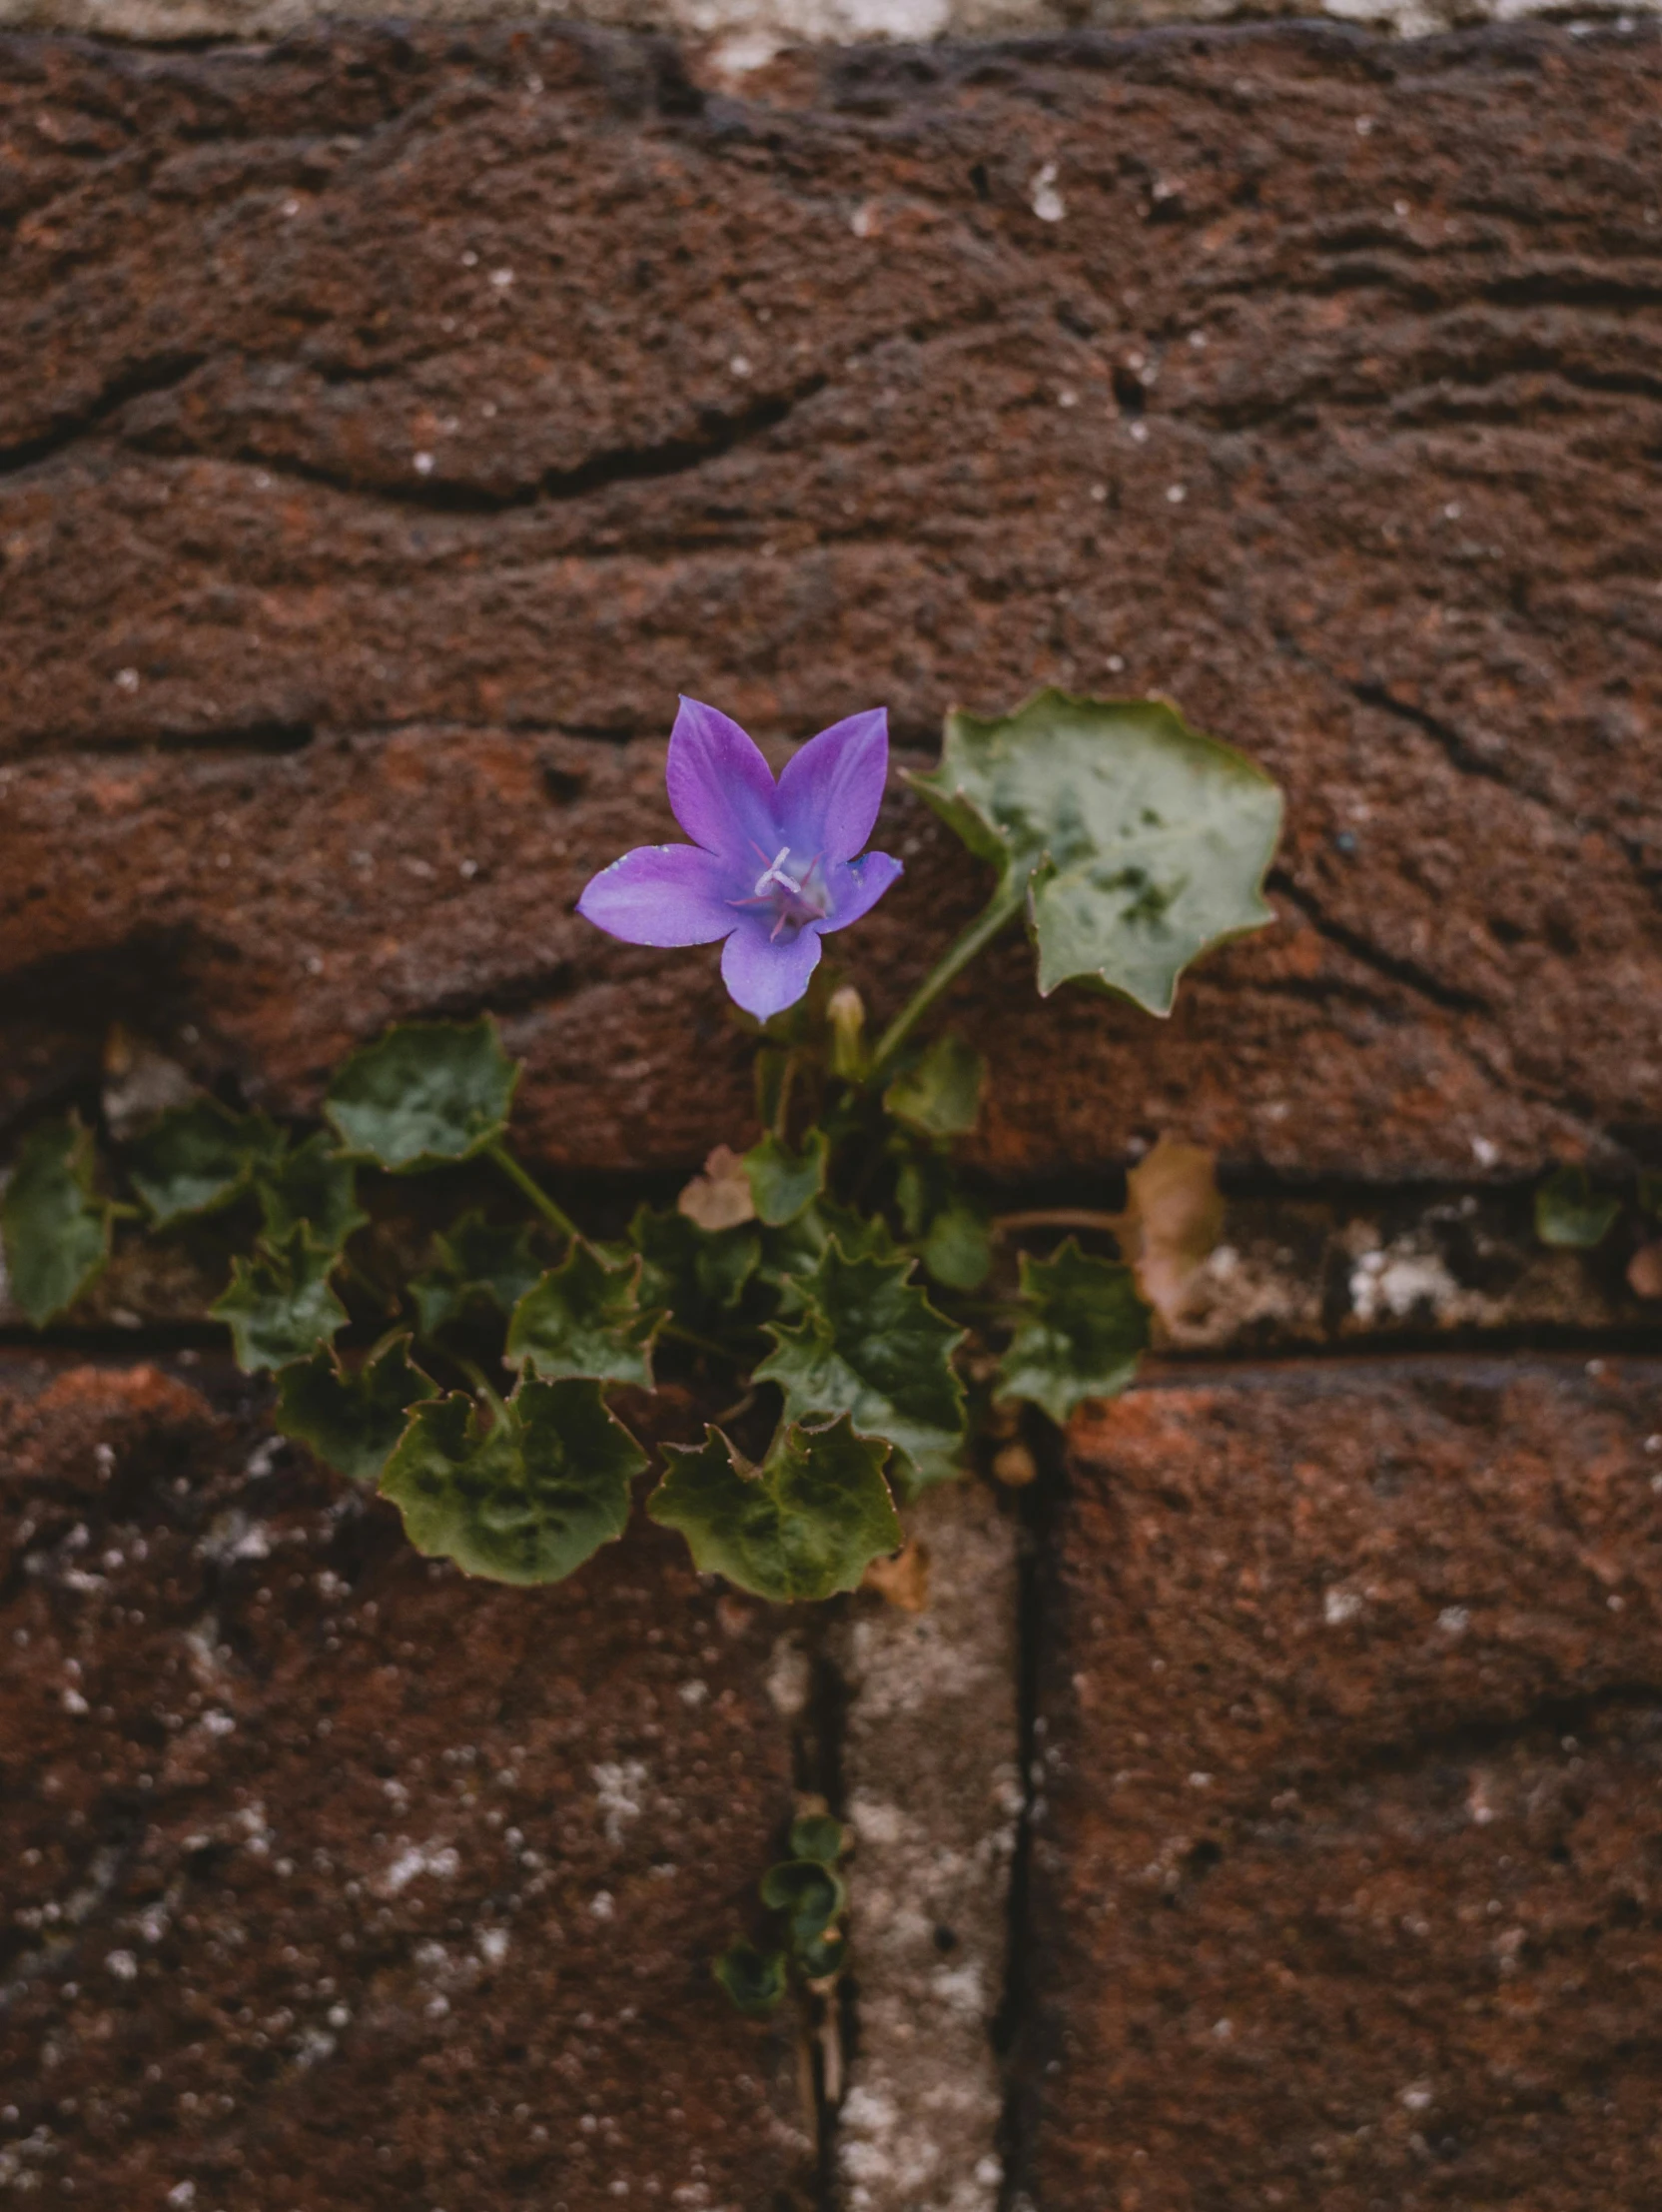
[744,1129,830,1228]
[325,1018,518,1171]
[713,1941,788,2016]
[760,1859,846,1952]
[506,1239,662,1388]
[256,1132,367,1253]
[1535,1167,1621,1251]
[648,1416,902,1604]
[789,1813,849,1866]
[998,1238,1149,1426]
[754,1242,966,1493]
[275,1333,438,1487]
[1638,1172,1662,1222]
[128,1098,285,1226]
[761,1202,898,1313]
[380,1376,645,1586]
[412,1211,545,1338]
[922,1199,994,1292]
[884,1033,985,1140]
[908,687,1282,1015]
[1,1115,113,1326]
[798,1930,847,1980]
[211,1226,349,1374]
[629,1204,760,1340]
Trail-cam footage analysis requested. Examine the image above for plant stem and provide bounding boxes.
[487,1140,578,1240]
[454,1350,509,1426]
[773,1051,799,1142]
[869,876,1026,1079]
[661,1320,742,1363]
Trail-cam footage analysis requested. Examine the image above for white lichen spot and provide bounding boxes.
[414,452,434,476]
[1399,2081,1434,2112]
[589,1890,615,1922]
[477,1927,510,1966]
[1323,1588,1363,1628]
[114,666,139,693]
[1436,1606,1470,1636]
[379,1842,460,1897]
[1471,1135,1499,1168]
[105,1950,137,1981]
[592,1759,649,1846]
[1030,163,1065,223]
[676,1678,709,1708]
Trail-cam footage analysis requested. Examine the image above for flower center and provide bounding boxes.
[734,845,831,940]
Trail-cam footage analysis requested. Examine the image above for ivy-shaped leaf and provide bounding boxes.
[908,687,1282,1015]
[755,1241,966,1494]
[325,1018,518,1171]
[629,1204,760,1341]
[211,1227,349,1374]
[884,1033,985,1140]
[998,1238,1149,1425]
[2,1115,113,1326]
[256,1132,367,1253]
[648,1416,902,1604]
[128,1098,285,1226]
[713,1941,788,2016]
[743,1129,829,1228]
[380,1376,645,1586]
[922,1199,994,1292]
[505,1239,662,1388]
[760,1859,847,1953]
[275,1333,438,1487]
[1535,1166,1620,1251]
[412,1211,545,1339]
[789,1812,849,1866]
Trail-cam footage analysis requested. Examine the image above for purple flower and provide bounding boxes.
[576,698,903,1020]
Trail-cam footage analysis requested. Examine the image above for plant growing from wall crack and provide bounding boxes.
[3,688,1281,1611]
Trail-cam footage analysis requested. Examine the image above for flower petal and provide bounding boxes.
[720,920,824,1021]
[776,706,890,866]
[576,844,738,947]
[823,849,904,932]
[665,696,780,865]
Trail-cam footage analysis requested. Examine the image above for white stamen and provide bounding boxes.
[753,846,803,897]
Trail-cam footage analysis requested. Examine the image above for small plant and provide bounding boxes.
[714,1811,852,2016]
[1,688,1282,1603]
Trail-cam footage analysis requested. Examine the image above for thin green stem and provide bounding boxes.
[869,877,1026,1080]
[994,1209,1126,1237]
[487,1140,578,1240]
[661,1320,742,1363]
[454,1350,509,1426]
[772,1051,799,1142]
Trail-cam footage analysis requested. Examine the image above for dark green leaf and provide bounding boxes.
[2,1116,112,1326]
[325,1018,518,1171]
[797,1931,847,1980]
[884,1033,985,1140]
[412,1211,545,1339]
[380,1376,645,1586]
[629,1204,760,1340]
[908,687,1282,1016]
[128,1098,285,1226]
[754,1242,966,1493]
[275,1333,438,1487]
[998,1238,1149,1425]
[1535,1167,1621,1251]
[713,1941,788,2016]
[922,1199,994,1292]
[760,1859,846,1952]
[211,1227,349,1374]
[648,1416,902,1604]
[744,1129,830,1228]
[789,1813,848,1866]
[1639,1171,1662,1222]
[256,1132,367,1253]
[505,1239,661,1388]
[761,1203,898,1315]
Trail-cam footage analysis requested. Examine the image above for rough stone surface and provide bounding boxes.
[0,1356,813,2210]
[1029,1358,1662,2210]
[1,24,1660,1179]
[833,1482,1021,2212]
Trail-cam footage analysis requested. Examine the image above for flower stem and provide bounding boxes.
[486,1140,578,1240]
[454,1351,510,1427]
[661,1320,740,1363]
[994,1209,1127,1237]
[869,876,1026,1079]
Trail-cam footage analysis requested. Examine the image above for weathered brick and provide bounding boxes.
[0,1358,811,2210]
[0,25,1658,1178]
[1028,1359,1662,2209]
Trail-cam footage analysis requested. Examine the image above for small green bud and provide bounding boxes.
[828,986,867,1080]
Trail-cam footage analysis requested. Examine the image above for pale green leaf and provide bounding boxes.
[998,1237,1149,1425]
[884,1033,984,1140]
[325,1018,518,1171]
[648,1416,902,1603]
[908,688,1282,1015]
[744,1128,830,1228]
[211,1226,349,1374]
[379,1376,645,1586]
[257,1132,367,1253]
[275,1333,438,1487]
[1535,1167,1620,1251]
[505,1239,661,1388]
[1,1115,112,1326]
[754,1241,966,1494]
[789,1813,849,1865]
[922,1199,994,1292]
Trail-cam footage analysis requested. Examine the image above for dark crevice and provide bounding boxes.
[993,1411,1067,2211]
[1269,869,1490,1017]
[0,352,205,479]
[796,1612,854,2211]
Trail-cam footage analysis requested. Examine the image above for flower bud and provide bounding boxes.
[827,986,867,1080]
